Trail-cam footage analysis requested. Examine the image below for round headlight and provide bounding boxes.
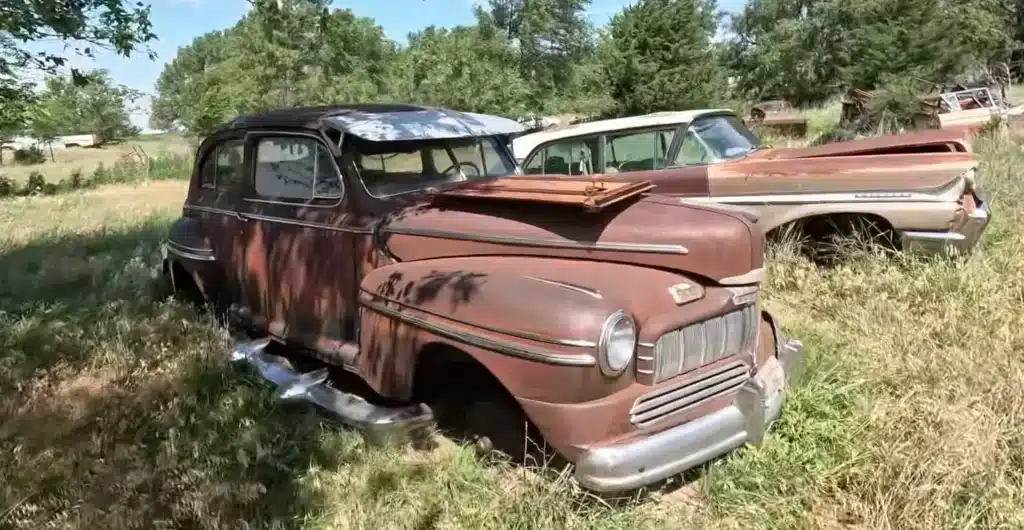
[598,310,636,376]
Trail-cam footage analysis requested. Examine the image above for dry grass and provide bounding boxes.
[0,134,193,184]
[2,130,1024,529]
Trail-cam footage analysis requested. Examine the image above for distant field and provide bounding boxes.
[1,129,1023,529]
[0,133,194,184]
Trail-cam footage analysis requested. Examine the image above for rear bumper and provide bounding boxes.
[573,321,804,492]
[900,199,990,255]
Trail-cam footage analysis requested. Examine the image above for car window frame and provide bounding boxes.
[242,130,346,208]
[195,136,247,192]
[521,124,687,176]
[603,127,678,173]
[347,134,520,201]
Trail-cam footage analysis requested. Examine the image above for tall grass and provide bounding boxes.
[1,131,1023,528]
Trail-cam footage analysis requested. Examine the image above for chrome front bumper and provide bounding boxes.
[900,199,991,255]
[574,322,804,493]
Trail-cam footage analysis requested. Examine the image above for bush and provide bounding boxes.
[13,146,46,165]
[69,168,85,190]
[0,176,15,197]
[24,172,47,195]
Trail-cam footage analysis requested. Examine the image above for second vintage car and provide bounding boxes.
[512,109,991,257]
[161,104,804,493]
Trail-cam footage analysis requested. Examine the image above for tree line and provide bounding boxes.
[2,0,1023,143]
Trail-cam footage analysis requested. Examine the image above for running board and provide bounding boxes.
[230,337,434,445]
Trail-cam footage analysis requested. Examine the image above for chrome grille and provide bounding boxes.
[630,360,749,427]
[652,304,759,383]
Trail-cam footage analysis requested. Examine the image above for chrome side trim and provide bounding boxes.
[719,267,765,285]
[164,242,216,262]
[383,226,689,255]
[244,212,373,234]
[359,297,597,367]
[166,239,213,254]
[524,276,603,299]
[688,176,967,205]
[184,204,235,217]
[183,204,372,235]
[359,290,598,350]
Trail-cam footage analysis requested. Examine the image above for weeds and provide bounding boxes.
[0,154,192,199]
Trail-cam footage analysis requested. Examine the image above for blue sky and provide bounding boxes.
[31,0,742,130]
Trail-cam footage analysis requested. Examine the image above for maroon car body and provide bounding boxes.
[161,105,804,493]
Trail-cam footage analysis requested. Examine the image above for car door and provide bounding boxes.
[236,131,358,361]
[186,133,251,309]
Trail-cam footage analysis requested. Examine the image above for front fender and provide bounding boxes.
[355,257,635,403]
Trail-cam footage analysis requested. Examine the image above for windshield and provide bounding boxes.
[674,114,760,166]
[345,136,519,198]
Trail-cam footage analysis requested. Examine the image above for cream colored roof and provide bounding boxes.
[511,109,733,159]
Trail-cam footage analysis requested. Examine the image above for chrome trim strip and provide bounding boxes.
[244,212,372,234]
[183,204,372,235]
[166,239,213,254]
[559,338,600,348]
[384,227,689,255]
[184,204,235,217]
[524,276,603,299]
[164,242,216,262]
[638,342,656,348]
[687,176,967,205]
[359,297,597,367]
[359,289,597,349]
[719,267,765,285]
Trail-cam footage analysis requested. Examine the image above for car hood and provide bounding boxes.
[377,190,764,285]
[762,128,973,159]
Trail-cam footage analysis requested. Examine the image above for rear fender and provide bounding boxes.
[162,216,219,301]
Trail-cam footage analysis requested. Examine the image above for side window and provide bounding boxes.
[254,136,343,201]
[675,129,712,166]
[604,129,675,173]
[541,139,595,175]
[523,149,545,175]
[215,140,245,189]
[198,139,243,190]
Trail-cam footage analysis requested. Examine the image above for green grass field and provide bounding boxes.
[1,129,1023,529]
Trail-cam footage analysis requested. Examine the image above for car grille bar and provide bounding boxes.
[652,304,759,383]
[630,360,750,427]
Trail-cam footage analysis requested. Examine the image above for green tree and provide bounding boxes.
[36,70,141,143]
[151,2,397,136]
[1,0,155,109]
[726,0,1010,105]
[482,0,602,113]
[605,0,726,115]
[398,23,530,115]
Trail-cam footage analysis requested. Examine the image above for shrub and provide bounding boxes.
[0,176,15,197]
[69,168,85,190]
[25,171,47,195]
[13,146,46,165]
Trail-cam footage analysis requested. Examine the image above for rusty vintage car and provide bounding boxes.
[161,104,804,493]
[511,109,990,256]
